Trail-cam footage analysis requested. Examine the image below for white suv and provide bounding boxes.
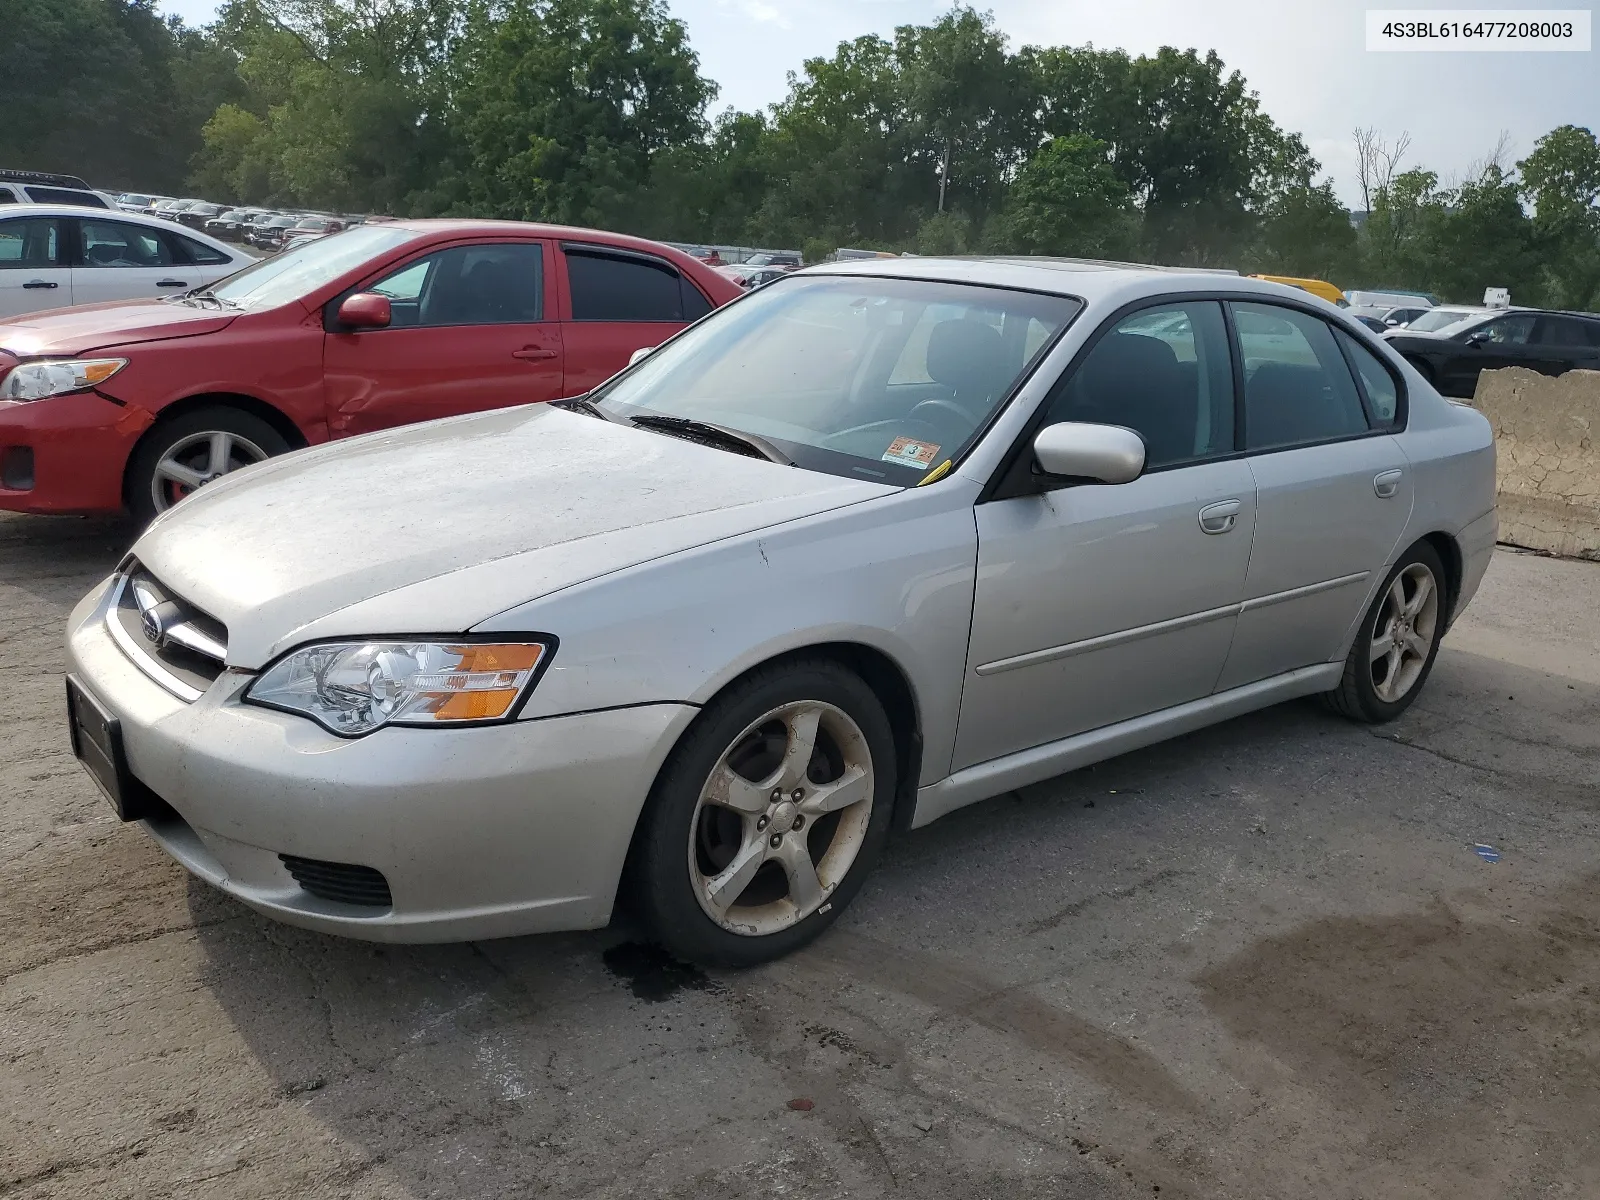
[0,170,115,209]
[0,204,252,318]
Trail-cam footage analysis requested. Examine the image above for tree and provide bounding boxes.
[0,0,214,191]
[446,0,714,226]
[1519,125,1600,311]
[986,135,1136,258]
[1353,126,1411,216]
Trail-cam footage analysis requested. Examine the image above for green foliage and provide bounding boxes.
[1519,126,1600,311]
[986,136,1137,258]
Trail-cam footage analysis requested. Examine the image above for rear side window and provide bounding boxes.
[1232,302,1370,451]
[81,219,173,267]
[1334,329,1402,427]
[1046,301,1235,469]
[27,187,107,208]
[566,249,687,321]
[172,233,232,265]
[0,217,62,267]
[0,188,15,204]
[1536,316,1598,347]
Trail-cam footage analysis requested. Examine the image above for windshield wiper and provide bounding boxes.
[627,414,793,465]
[551,395,611,421]
[178,287,236,310]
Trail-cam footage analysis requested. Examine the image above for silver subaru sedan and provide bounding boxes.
[64,258,1497,966]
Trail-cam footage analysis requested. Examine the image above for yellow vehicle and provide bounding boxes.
[1247,274,1348,306]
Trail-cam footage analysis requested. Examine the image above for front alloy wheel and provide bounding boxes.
[630,659,897,967]
[150,429,270,513]
[690,700,875,936]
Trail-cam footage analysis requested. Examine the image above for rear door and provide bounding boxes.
[1216,303,1413,691]
[556,243,713,395]
[322,238,563,438]
[1531,315,1600,376]
[0,214,70,315]
[71,217,199,304]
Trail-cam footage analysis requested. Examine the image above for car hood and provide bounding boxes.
[0,299,237,357]
[132,405,896,666]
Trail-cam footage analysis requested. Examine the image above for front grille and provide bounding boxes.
[279,856,393,908]
[106,564,228,701]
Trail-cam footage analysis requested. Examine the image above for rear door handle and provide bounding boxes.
[1198,499,1242,534]
[512,347,557,361]
[22,279,57,290]
[1374,469,1404,498]
[156,278,190,288]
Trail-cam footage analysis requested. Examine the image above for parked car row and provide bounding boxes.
[110,196,372,254]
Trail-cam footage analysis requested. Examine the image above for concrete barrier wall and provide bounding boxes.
[1472,366,1600,559]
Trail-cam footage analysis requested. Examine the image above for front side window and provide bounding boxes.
[590,274,1079,484]
[566,249,688,321]
[0,218,61,267]
[1233,302,1370,451]
[1046,302,1235,469]
[81,220,173,267]
[365,242,543,327]
[1477,315,1536,345]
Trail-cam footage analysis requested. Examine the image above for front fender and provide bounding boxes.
[476,482,982,787]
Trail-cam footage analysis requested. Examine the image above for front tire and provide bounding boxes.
[127,406,289,523]
[1323,542,1447,723]
[630,659,897,967]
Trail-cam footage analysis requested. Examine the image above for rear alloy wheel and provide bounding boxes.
[128,407,290,523]
[1323,542,1447,723]
[631,661,896,966]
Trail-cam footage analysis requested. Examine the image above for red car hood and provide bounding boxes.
[0,299,239,358]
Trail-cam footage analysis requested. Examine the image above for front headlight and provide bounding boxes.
[244,640,553,736]
[0,358,128,402]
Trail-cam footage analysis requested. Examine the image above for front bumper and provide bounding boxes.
[67,578,697,942]
[0,393,150,514]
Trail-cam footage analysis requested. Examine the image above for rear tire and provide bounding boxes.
[1322,542,1447,723]
[629,658,897,968]
[127,406,289,523]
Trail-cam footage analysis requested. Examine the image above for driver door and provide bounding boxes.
[954,301,1256,770]
[323,239,563,438]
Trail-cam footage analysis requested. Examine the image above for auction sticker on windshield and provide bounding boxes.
[883,436,940,469]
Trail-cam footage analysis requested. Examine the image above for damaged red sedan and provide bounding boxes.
[0,220,739,520]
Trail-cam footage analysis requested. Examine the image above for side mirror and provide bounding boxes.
[337,292,391,329]
[1465,329,1490,346]
[1032,422,1145,485]
[628,346,654,367]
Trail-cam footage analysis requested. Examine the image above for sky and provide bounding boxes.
[159,0,1598,207]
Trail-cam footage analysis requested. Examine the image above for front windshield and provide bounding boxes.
[591,274,1081,484]
[1407,308,1481,333]
[207,225,420,310]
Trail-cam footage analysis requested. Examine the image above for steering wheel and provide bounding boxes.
[906,398,973,428]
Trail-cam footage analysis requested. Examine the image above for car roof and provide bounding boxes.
[801,254,1329,310]
[380,218,726,267]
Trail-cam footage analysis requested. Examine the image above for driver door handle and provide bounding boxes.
[22,279,58,289]
[156,278,190,288]
[1198,499,1241,534]
[512,346,557,361]
[1373,469,1404,499]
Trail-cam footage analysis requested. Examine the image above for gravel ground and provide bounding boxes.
[2,511,1597,1199]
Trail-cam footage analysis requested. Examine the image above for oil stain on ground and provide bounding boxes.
[601,941,721,1002]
